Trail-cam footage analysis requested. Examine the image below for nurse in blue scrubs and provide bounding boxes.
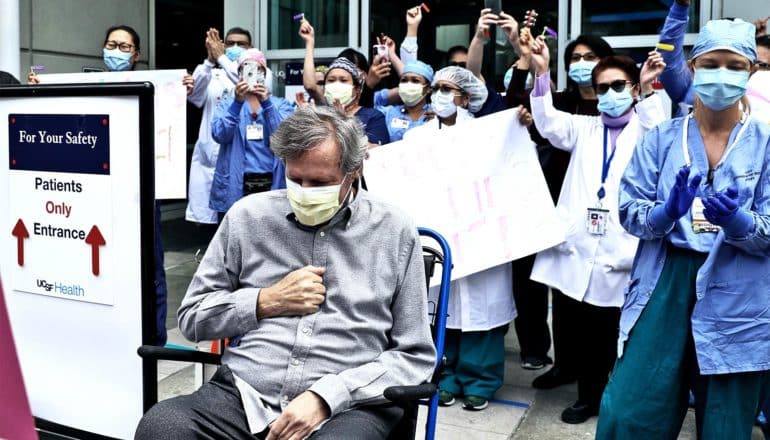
[597,19,770,439]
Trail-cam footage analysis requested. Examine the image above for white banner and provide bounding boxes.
[40,70,188,199]
[364,108,565,280]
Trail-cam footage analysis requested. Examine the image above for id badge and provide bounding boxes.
[246,123,264,140]
[691,197,720,233]
[391,118,409,129]
[586,207,609,235]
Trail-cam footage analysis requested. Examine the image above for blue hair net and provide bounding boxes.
[690,19,757,62]
[402,61,434,83]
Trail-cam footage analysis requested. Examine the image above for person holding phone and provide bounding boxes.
[186,27,246,226]
[210,49,294,219]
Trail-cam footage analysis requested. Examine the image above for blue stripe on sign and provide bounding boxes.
[490,398,531,409]
[9,114,110,175]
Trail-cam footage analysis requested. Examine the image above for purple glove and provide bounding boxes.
[665,167,702,219]
[702,187,754,237]
[649,166,702,233]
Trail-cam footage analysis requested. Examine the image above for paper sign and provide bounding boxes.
[39,70,188,199]
[364,108,565,280]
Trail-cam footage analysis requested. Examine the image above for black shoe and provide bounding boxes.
[531,367,576,389]
[560,401,598,424]
[520,355,553,370]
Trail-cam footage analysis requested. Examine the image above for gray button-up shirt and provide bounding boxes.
[178,189,436,433]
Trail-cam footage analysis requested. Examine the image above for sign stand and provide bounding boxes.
[0,83,157,439]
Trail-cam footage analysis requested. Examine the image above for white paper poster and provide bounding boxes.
[364,108,566,280]
[40,70,188,199]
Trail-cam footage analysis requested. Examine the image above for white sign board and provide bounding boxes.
[0,90,148,439]
[40,70,187,199]
[364,108,565,280]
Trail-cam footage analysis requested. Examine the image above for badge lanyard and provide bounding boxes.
[596,126,617,207]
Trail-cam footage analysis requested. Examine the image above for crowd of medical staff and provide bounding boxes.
[9,0,770,436]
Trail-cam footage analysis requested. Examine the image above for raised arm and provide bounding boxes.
[299,21,324,103]
[467,8,499,79]
[400,6,422,64]
[529,35,582,152]
[659,0,693,107]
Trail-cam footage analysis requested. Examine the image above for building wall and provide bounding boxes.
[19,0,150,76]
[224,0,256,41]
[721,0,765,23]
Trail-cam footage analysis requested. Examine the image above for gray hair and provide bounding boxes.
[270,106,368,174]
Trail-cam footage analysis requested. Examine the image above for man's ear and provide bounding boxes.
[687,59,695,75]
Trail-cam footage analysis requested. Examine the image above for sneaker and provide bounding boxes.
[531,367,577,389]
[521,355,553,370]
[560,401,598,424]
[438,390,456,406]
[462,395,489,411]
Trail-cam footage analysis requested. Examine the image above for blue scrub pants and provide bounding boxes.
[596,246,770,439]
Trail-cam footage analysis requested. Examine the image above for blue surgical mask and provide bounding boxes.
[568,60,598,87]
[225,46,244,62]
[103,48,132,72]
[597,88,634,118]
[693,67,749,111]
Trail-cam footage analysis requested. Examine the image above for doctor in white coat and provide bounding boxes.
[528,35,667,424]
[186,27,246,224]
[420,66,517,412]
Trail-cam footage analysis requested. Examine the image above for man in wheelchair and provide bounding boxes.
[136,106,436,440]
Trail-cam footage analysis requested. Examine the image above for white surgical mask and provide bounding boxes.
[324,82,355,107]
[398,82,426,107]
[431,90,458,118]
[285,176,352,226]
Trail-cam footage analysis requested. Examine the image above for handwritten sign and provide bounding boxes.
[39,70,187,199]
[364,108,565,280]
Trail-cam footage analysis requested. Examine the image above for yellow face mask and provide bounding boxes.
[285,176,352,226]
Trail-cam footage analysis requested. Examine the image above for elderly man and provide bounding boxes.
[135,106,436,440]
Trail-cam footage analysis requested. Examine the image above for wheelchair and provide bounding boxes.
[138,227,452,440]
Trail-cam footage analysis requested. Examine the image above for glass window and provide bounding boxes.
[581,0,700,36]
[268,0,349,50]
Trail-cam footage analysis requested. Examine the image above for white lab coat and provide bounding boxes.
[416,108,517,331]
[186,57,237,224]
[529,90,665,307]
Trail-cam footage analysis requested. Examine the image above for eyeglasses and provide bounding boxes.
[225,40,249,47]
[756,61,770,71]
[448,61,467,68]
[432,84,463,94]
[595,80,635,95]
[569,52,598,63]
[104,40,134,53]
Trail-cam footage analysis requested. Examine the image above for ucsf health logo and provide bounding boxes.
[37,279,85,297]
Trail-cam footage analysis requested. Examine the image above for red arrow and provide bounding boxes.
[85,225,106,276]
[11,219,29,266]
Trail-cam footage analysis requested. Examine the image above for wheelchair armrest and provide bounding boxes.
[137,345,222,365]
[383,383,437,402]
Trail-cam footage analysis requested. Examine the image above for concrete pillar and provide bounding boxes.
[0,0,21,79]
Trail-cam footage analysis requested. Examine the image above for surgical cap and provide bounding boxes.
[402,61,434,83]
[690,19,757,62]
[326,57,362,86]
[238,48,267,68]
[432,66,488,113]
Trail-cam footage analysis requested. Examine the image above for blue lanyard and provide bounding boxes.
[597,126,617,201]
